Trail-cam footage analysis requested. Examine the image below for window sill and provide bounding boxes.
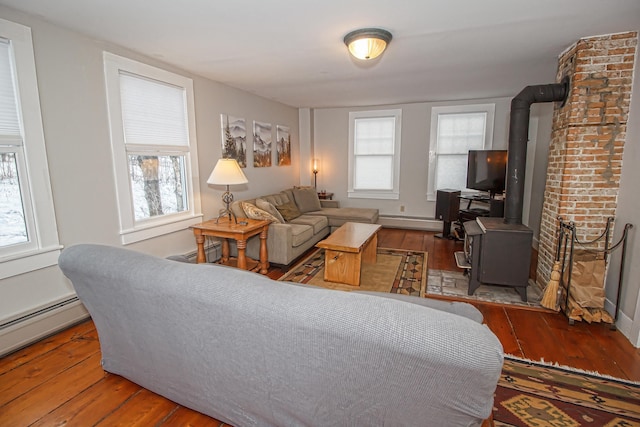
[120,214,203,245]
[348,191,399,200]
[0,245,63,280]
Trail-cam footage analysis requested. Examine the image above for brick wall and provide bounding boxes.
[536,32,637,289]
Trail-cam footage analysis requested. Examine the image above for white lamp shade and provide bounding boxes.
[207,158,248,185]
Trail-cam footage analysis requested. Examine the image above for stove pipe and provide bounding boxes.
[504,78,569,224]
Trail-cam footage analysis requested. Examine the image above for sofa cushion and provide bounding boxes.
[281,188,295,205]
[306,207,379,227]
[241,202,281,223]
[275,200,302,221]
[290,214,329,234]
[288,223,314,247]
[255,198,285,223]
[293,187,322,213]
[261,192,291,207]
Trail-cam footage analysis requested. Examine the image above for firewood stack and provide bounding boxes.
[564,295,614,324]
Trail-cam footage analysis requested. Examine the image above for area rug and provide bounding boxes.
[427,269,545,310]
[278,247,427,296]
[494,356,640,426]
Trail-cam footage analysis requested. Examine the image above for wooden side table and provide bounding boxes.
[318,192,334,200]
[191,218,270,274]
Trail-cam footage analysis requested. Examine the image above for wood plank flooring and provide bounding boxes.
[1,228,639,426]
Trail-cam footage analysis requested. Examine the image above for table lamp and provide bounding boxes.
[207,158,248,223]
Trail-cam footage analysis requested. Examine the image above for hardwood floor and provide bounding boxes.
[2,228,639,426]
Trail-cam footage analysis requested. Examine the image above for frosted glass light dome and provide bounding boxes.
[344,28,392,60]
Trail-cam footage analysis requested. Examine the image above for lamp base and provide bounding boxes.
[215,188,238,224]
[215,208,239,224]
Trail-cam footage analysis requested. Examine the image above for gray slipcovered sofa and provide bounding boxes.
[230,187,379,266]
[59,244,504,427]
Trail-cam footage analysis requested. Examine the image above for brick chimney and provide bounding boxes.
[536,32,638,289]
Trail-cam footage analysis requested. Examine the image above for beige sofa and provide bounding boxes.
[230,187,379,266]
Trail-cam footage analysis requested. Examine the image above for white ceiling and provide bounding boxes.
[2,0,639,108]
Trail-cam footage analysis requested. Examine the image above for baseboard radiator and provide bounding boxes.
[0,296,89,357]
[378,215,441,231]
[0,240,221,356]
[170,240,222,263]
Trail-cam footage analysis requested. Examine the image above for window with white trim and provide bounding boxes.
[0,19,61,279]
[348,109,402,199]
[103,53,202,244]
[427,104,495,201]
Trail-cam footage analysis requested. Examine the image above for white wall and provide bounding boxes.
[311,97,554,222]
[0,7,299,355]
[524,104,555,245]
[298,108,313,186]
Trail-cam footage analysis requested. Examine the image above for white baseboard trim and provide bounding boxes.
[378,216,441,231]
[0,299,90,357]
[604,298,638,348]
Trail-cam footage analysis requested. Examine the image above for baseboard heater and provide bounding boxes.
[174,240,222,263]
[0,295,91,357]
[0,244,218,330]
[378,215,441,231]
[0,296,80,330]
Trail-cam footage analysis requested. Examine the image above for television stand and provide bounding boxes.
[453,194,504,239]
[459,194,504,218]
[460,207,490,221]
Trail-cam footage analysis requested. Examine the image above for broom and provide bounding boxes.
[541,225,563,311]
[540,261,561,311]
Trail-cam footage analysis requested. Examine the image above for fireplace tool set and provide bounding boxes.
[542,217,633,328]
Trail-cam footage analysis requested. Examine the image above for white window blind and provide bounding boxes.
[104,52,202,244]
[434,112,486,190]
[0,39,21,139]
[348,109,402,199]
[119,72,189,148]
[427,104,495,201]
[354,117,395,190]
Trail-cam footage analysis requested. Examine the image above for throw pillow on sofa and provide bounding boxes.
[241,202,281,223]
[275,200,302,221]
[293,187,321,213]
[256,198,286,223]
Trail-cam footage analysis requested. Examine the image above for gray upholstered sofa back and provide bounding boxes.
[59,244,503,426]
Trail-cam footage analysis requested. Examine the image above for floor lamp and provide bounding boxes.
[312,158,319,189]
[207,158,248,223]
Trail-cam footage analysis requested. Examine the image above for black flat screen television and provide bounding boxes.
[466,150,508,196]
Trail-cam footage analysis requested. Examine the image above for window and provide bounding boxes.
[104,53,202,244]
[427,104,495,201]
[348,109,402,199]
[0,19,61,279]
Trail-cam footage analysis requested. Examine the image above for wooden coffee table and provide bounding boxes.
[191,218,270,274]
[316,222,382,286]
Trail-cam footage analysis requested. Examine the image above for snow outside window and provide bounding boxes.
[0,19,61,279]
[103,53,202,244]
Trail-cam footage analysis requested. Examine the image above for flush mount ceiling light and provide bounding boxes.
[343,28,392,60]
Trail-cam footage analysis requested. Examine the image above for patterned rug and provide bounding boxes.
[278,247,427,296]
[495,356,640,426]
[427,269,545,310]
